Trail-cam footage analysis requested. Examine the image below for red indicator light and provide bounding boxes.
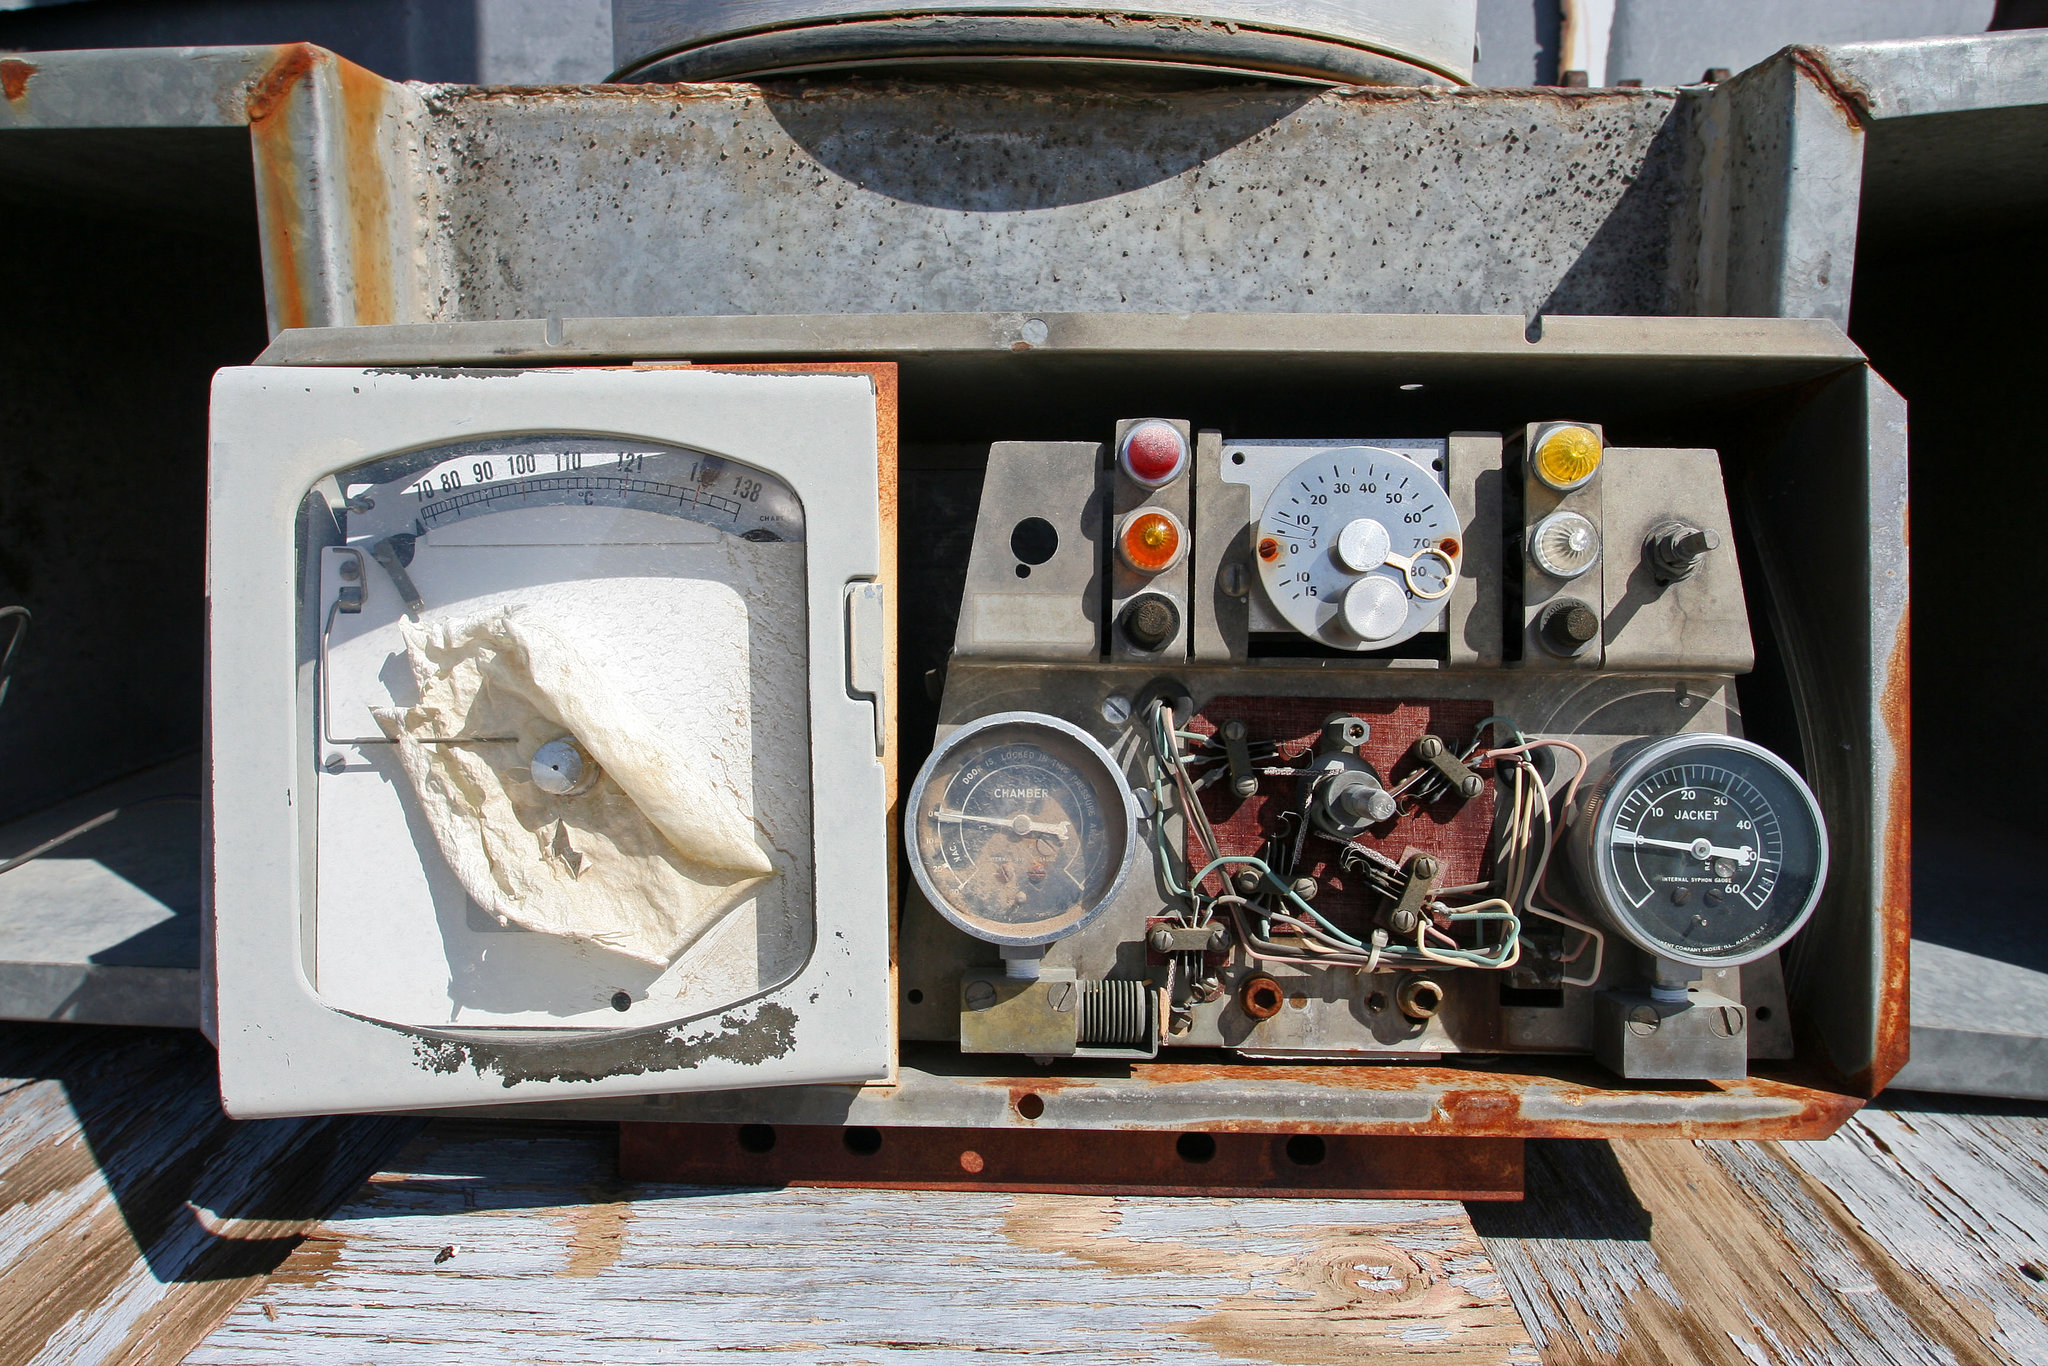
[1118,420,1188,488]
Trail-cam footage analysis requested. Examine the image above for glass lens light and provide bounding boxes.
[1530,509,1602,578]
[1118,510,1184,573]
[1118,420,1188,487]
[1534,424,1603,490]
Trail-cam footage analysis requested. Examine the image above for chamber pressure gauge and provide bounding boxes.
[1252,446,1460,651]
[907,712,1137,948]
[1570,734,1829,967]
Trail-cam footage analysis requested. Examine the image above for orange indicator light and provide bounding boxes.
[1119,509,1186,574]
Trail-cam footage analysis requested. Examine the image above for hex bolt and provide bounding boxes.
[1396,977,1444,1021]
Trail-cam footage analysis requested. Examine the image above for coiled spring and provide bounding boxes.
[1078,979,1150,1047]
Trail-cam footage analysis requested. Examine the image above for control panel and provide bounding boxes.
[908,417,1819,1080]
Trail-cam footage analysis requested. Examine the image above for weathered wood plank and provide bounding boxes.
[0,1023,412,1366]
[1763,1098,2048,1365]
[192,1120,1538,1364]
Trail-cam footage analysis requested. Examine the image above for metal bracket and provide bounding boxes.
[845,580,886,757]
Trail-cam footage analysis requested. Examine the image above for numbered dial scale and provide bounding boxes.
[1253,446,1461,650]
[906,713,1138,947]
[1571,735,1830,966]
[344,434,803,545]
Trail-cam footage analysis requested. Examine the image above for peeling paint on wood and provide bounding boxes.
[0,1024,410,1366]
[192,1122,1538,1364]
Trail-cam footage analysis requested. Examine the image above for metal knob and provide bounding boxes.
[1538,598,1599,657]
[1646,520,1721,584]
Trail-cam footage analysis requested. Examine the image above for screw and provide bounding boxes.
[1219,561,1250,597]
[1191,977,1224,1003]
[1388,908,1419,935]
[323,753,346,773]
[1412,856,1440,881]
[1458,774,1485,799]
[1149,927,1176,953]
[1291,876,1318,902]
[1168,1010,1194,1037]
[964,980,998,1011]
[1416,735,1443,759]
[1221,719,1247,741]
[1100,694,1132,726]
[1628,1004,1661,1036]
[1233,870,1263,897]
[338,559,360,581]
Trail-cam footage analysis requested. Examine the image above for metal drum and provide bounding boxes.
[611,0,1475,85]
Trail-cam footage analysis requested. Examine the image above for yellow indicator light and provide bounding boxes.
[1534,424,1603,490]
[1119,510,1184,574]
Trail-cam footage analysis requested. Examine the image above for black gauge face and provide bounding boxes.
[907,715,1134,946]
[1587,737,1828,964]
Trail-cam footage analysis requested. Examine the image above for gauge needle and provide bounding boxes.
[936,810,1074,842]
[1615,831,1755,866]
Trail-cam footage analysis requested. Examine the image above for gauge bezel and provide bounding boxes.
[905,710,1139,948]
[1577,733,1829,967]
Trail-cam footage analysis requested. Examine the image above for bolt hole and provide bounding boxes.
[736,1124,776,1154]
[1176,1133,1218,1163]
[842,1126,882,1156]
[907,988,925,1005]
[1230,451,1246,465]
[609,991,631,1012]
[1366,991,1390,1013]
[1284,1135,1327,1167]
[1010,516,1059,565]
[1015,563,1031,578]
[1015,1092,1046,1119]
[1755,1005,1773,1022]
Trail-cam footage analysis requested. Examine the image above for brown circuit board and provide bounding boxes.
[1183,698,1499,936]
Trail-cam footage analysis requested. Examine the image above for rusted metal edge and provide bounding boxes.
[468,1051,1865,1143]
[618,1123,1527,1200]
[247,43,410,334]
[254,312,1868,368]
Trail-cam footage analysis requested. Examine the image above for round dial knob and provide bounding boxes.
[1253,447,1461,651]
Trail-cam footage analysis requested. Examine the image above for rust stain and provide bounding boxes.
[1789,46,1875,130]
[956,1059,1862,1142]
[1859,600,1912,1096]
[247,45,326,333]
[338,59,396,325]
[0,58,37,104]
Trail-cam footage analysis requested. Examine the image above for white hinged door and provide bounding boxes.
[207,364,895,1117]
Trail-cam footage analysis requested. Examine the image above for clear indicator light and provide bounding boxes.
[1530,509,1602,578]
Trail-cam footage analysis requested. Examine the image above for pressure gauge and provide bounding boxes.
[1570,734,1829,967]
[906,712,1137,947]
[1253,447,1460,651]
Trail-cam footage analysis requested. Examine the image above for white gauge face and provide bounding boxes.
[1582,736,1829,966]
[906,713,1136,947]
[1253,447,1461,650]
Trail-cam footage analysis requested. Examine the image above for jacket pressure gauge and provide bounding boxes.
[907,712,1136,948]
[1570,734,1829,967]
[1253,446,1460,650]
